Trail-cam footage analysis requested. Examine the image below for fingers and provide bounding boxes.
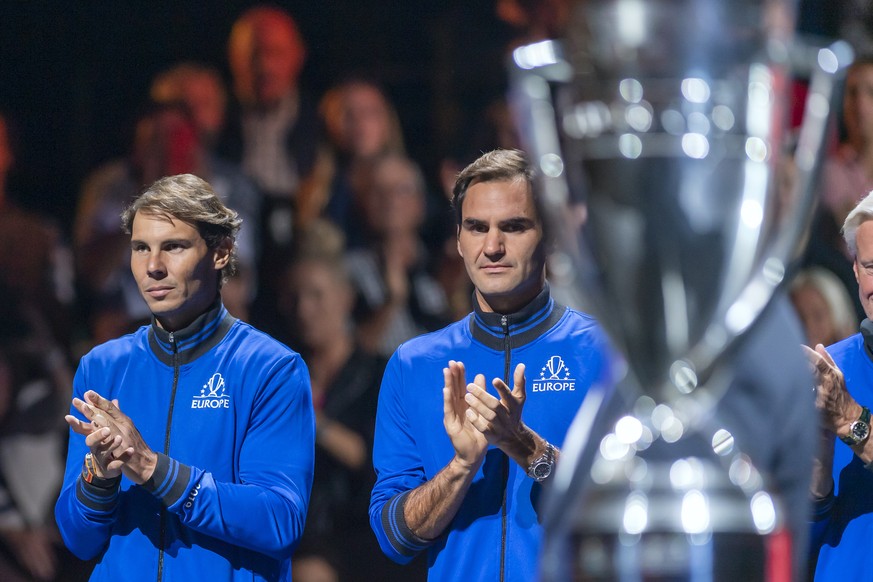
[104,446,135,470]
[446,360,467,400]
[815,344,839,368]
[85,390,121,419]
[467,374,495,402]
[466,375,500,424]
[84,426,115,449]
[71,397,99,421]
[492,377,511,401]
[801,344,841,382]
[512,363,526,400]
[800,344,817,359]
[465,407,490,433]
[465,394,497,422]
[444,361,470,423]
[443,368,455,418]
[65,414,93,436]
[491,364,526,405]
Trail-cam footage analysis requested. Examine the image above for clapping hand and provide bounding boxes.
[65,390,157,484]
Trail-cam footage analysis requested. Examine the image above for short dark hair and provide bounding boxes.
[121,174,242,284]
[451,149,536,226]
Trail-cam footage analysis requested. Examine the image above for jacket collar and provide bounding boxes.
[469,284,565,350]
[148,298,236,366]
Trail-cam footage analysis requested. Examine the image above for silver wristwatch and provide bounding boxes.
[840,406,871,446]
[527,442,556,482]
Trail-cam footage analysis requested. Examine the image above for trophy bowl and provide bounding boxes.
[509,0,850,579]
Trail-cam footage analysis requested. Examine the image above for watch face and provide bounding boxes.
[533,462,552,480]
[853,421,870,442]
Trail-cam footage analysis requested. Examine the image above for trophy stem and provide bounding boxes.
[541,375,790,582]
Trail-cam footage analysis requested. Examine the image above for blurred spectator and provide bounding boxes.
[297,77,405,245]
[279,223,424,582]
[222,5,319,329]
[0,340,79,582]
[821,57,873,230]
[790,266,858,347]
[150,62,228,150]
[496,0,571,48]
[223,5,319,252]
[74,101,258,329]
[149,61,261,319]
[834,1,873,57]
[345,153,450,355]
[801,58,873,323]
[0,112,74,346]
[0,112,82,581]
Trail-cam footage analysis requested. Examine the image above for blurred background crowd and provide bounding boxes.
[0,1,867,580]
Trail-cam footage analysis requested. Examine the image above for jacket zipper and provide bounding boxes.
[500,315,510,582]
[157,332,180,582]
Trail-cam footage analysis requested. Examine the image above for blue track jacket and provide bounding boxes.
[369,286,611,581]
[56,302,314,581]
[811,329,873,580]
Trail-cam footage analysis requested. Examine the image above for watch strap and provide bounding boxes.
[839,406,871,446]
[82,452,121,489]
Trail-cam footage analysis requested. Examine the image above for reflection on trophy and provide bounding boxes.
[509,0,851,579]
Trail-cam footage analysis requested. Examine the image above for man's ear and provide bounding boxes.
[213,237,233,270]
[855,258,861,285]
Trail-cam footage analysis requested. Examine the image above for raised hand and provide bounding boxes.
[442,360,487,469]
[67,391,157,484]
[66,396,131,479]
[463,363,526,447]
[803,343,862,435]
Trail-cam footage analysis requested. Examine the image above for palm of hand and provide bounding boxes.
[444,394,487,464]
[442,361,487,467]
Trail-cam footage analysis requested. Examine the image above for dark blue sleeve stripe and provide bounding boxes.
[148,454,175,498]
[380,491,432,557]
[154,459,179,499]
[75,476,119,512]
[141,454,192,508]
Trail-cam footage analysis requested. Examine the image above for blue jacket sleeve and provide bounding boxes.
[368,350,433,564]
[141,355,314,559]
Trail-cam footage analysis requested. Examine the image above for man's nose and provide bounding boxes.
[483,229,504,257]
[147,252,166,277]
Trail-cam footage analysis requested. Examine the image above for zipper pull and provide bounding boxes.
[501,315,508,333]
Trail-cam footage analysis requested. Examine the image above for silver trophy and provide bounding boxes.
[509,0,850,579]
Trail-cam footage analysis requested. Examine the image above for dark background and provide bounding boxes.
[0,0,842,234]
[0,0,516,232]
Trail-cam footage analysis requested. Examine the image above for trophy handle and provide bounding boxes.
[688,39,854,370]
